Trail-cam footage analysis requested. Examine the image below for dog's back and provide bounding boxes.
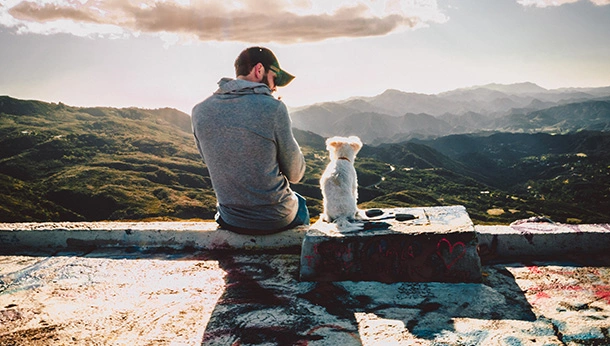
[321,159,358,221]
[320,136,362,228]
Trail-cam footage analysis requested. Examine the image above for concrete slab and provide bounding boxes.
[1,209,609,344]
[476,222,610,262]
[300,206,482,283]
[0,222,307,252]
[1,248,609,345]
[0,249,225,345]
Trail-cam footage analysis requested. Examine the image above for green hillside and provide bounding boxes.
[414,132,610,223]
[0,96,216,221]
[1,96,608,224]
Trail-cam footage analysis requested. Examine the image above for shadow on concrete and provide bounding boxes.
[199,251,539,345]
[0,247,582,344]
[199,252,363,345]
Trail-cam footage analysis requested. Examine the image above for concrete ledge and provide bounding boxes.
[1,212,609,264]
[476,221,610,262]
[300,206,483,283]
[0,221,307,252]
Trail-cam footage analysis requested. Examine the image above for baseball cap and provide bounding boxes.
[235,47,295,87]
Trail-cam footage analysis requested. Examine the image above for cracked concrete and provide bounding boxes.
[1,207,609,345]
[0,247,609,345]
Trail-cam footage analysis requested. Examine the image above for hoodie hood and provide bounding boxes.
[214,78,273,96]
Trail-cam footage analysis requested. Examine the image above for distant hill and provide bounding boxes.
[465,82,549,94]
[497,100,610,132]
[1,95,608,224]
[291,83,610,144]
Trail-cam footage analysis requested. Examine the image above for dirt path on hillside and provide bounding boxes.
[364,164,395,189]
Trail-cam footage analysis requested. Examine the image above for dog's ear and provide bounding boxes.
[326,137,343,150]
[348,136,362,151]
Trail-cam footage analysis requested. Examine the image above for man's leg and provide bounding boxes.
[286,192,310,228]
[215,193,310,234]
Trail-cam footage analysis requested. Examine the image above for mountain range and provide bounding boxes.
[290,82,610,144]
[1,82,609,225]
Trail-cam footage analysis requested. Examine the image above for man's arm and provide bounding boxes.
[275,103,305,183]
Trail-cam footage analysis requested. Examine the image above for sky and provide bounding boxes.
[1,0,610,114]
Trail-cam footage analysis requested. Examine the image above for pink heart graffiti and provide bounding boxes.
[436,238,466,270]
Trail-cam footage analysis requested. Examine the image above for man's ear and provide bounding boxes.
[253,62,265,81]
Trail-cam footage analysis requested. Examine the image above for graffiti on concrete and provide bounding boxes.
[436,238,467,270]
[303,234,478,283]
[509,264,610,345]
[1,248,609,345]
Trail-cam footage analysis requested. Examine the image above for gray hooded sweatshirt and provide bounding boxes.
[191,78,306,230]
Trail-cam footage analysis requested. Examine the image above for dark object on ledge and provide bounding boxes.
[395,213,416,221]
[365,209,384,217]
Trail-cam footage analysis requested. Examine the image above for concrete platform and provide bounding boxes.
[1,248,609,345]
[300,206,483,283]
[1,208,610,344]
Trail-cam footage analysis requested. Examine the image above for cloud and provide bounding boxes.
[517,0,610,7]
[0,0,448,44]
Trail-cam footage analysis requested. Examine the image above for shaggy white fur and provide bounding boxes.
[320,136,364,231]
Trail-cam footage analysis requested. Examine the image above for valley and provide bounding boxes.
[1,85,609,225]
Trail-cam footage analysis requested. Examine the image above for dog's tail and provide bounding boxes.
[333,216,364,232]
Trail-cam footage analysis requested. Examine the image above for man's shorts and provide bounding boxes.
[215,192,310,235]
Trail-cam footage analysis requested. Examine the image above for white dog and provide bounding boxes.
[320,136,363,231]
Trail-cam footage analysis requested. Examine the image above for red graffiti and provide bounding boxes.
[314,243,352,257]
[307,236,475,281]
[436,238,466,270]
[529,284,583,294]
[312,242,356,274]
[594,285,610,304]
[303,255,315,266]
[536,291,550,300]
[528,266,543,274]
[405,245,415,259]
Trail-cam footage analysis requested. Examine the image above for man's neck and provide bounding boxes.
[237,75,253,82]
